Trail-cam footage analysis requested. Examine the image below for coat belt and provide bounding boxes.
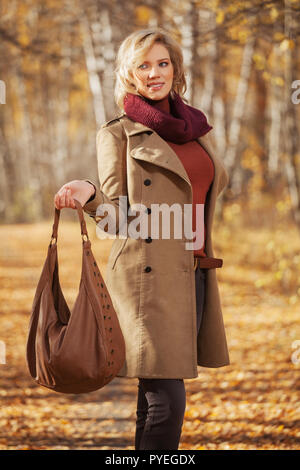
[193,256,223,271]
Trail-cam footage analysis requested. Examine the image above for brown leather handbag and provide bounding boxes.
[26,199,125,394]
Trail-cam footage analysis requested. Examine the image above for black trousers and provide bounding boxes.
[135,265,206,450]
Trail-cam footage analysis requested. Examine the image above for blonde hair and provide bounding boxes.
[114,28,188,111]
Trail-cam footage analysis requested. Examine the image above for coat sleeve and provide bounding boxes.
[203,132,229,196]
[82,122,129,235]
[218,164,229,196]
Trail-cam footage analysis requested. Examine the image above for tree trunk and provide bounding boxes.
[283,0,300,228]
[268,43,283,177]
[224,34,256,193]
[80,6,106,126]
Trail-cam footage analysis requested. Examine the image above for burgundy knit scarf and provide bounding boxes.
[123,90,213,144]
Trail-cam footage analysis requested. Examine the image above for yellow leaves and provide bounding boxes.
[135,6,153,25]
[276,199,291,215]
[280,39,295,51]
[18,33,31,47]
[266,240,275,251]
[253,53,266,70]
[216,11,224,25]
[241,149,263,195]
[238,30,250,43]
[227,4,240,14]
[274,33,285,43]
[185,407,200,419]
[271,76,285,87]
[223,203,241,222]
[278,259,288,270]
[262,71,271,82]
[218,215,300,301]
[254,277,268,288]
[228,25,252,44]
[242,149,260,171]
[60,419,69,425]
[1,223,300,450]
[289,295,298,305]
[207,0,220,11]
[269,7,279,21]
[14,2,32,47]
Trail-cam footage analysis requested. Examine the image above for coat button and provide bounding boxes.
[144,266,152,273]
[144,179,151,186]
[145,207,151,214]
[145,237,152,243]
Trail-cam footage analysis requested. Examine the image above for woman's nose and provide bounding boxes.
[148,66,160,78]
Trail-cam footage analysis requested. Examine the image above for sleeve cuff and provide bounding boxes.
[82,179,103,217]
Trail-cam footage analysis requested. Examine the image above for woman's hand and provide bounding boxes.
[54,180,95,210]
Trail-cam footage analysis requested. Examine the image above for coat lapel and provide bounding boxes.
[120,115,223,194]
[130,131,193,187]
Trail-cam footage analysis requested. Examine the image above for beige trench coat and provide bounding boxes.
[83,113,230,379]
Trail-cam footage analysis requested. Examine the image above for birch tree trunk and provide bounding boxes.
[0,119,16,220]
[14,67,34,190]
[197,7,227,219]
[173,1,198,103]
[199,7,217,115]
[79,0,118,126]
[223,34,256,193]
[185,0,199,104]
[268,43,283,176]
[282,0,300,228]
[53,23,72,183]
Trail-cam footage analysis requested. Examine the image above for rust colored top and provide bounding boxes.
[151,94,214,257]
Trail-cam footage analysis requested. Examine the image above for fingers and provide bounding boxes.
[54,187,76,210]
[64,187,72,208]
[67,188,76,209]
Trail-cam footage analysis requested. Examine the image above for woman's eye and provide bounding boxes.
[138,61,169,69]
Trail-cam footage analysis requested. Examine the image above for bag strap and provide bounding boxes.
[50,199,89,246]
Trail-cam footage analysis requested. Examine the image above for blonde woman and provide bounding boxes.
[54,28,230,450]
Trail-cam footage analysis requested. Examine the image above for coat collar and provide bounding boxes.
[116,113,224,191]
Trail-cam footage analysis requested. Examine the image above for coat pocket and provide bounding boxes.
[108,238,128,270]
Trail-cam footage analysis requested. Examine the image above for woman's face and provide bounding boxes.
[132,43,174,100]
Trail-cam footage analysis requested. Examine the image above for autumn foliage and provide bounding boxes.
[1,0,300,451]
[0,213,299,450]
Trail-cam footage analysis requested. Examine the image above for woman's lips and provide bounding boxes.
[147,83,164,90]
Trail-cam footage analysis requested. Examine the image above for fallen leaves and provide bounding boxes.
[0,219,299,449]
